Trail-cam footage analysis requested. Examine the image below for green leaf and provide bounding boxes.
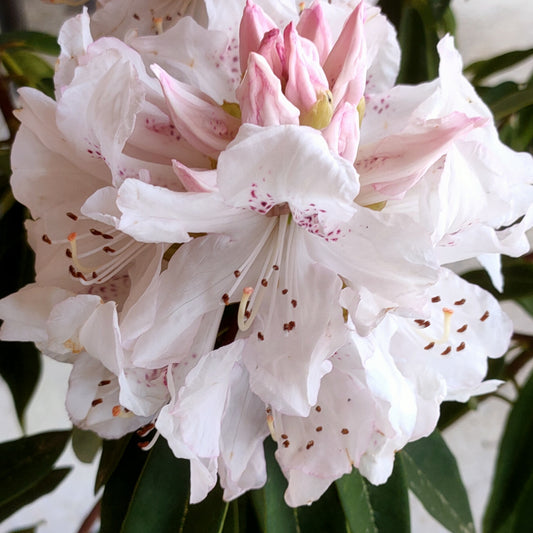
[0,430,71,507]
[483,370,533,533]
[0,467,71,522]
[509,470,533,533]
[1,49,55,97]
[99,435,148,533]
[72,427,102,464]
[366,459,410,533]
[251,438,298,533]
[0,31,60,56]
[337,460,409,533]
[465,48,533,85]
[462,261,533,300]
[94,435,131,494]
[297,484,347,533]
[0,342,40,425]
[490,85,533,121]
[337,469,378,533]
[401,431,474,533]
[120,437,228,533]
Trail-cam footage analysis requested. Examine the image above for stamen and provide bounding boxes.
[138,430,160,451]
[238,287,265,331]
[112,405,135,418]
[266,413,277,441]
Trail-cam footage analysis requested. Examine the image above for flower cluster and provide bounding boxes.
[1,0,532,506]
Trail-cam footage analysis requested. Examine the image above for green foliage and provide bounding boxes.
[401,431,474,533]
[465,48,533,85]
[483,370,533,533]
[0,431,71,521]
[72,427,102,464]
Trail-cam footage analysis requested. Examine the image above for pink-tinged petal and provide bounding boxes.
[236,52,300,126]
[217,124,359,234]
[57,52,146,187]
[90,0,207,39]
[78,301,122,375]
[46,294,103,361]
[322,102,360,163]
[273,360,377,506]
[118,367,169,418]
[152,64,241,159]
[323,1,366,107]
[219,366,268,499]
[391,269,513,405]
[66,355,151,439]
[307,209,438,316]
[296,2,332,64]
[257,28,285,80]
[356,112,486,205]
[117,179,252,244]
[127,101,212,170]
[363,7,400,93]
[54,7,93,90]
[241,231,347,416]
[283,23,329,114]
[172,160,218,192]
[239,0,277,73]
[0,284,72,344]
[130,16,239,104]
[128,226,268,368]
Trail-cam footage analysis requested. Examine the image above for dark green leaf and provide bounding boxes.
[428,0,451,21]
[72,427,102,464]
[1,49,55,97]
[462,262,533,300]
[366,459,410,533]
[0,31,60,56]
[483,370,533,533]
[337,468,378,533]
[476,81,520,108]
[465,48,533,85]
[251,438,298,533]
[0,467,71,522]
[509,470,533,533]
[490,85,533,121]
[401,431,474,533]
[0,430,71,507]
[94,435,131,494]
[0,342,40,425]
[397,7,432,84]
[297,483,347,533]
[99,435,149,533]
[119,437,229,533]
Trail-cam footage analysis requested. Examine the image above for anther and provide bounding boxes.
[480,311,489,322]
[441,346,452,356]
[42,234,52,244]
[341,428,349,435]
[282,440,290,448]
[431,296,441,303]
[66,212,78,221]
[98,380,111,386]
[457,324,468,333]
[454,298,466,306]
[315,426,323,432]
[424,342,435,350]
[306,440,315,450]
[456,342,466,352]
[281,434,288,439]
[291,299,297,308]
[91,398,103,407]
